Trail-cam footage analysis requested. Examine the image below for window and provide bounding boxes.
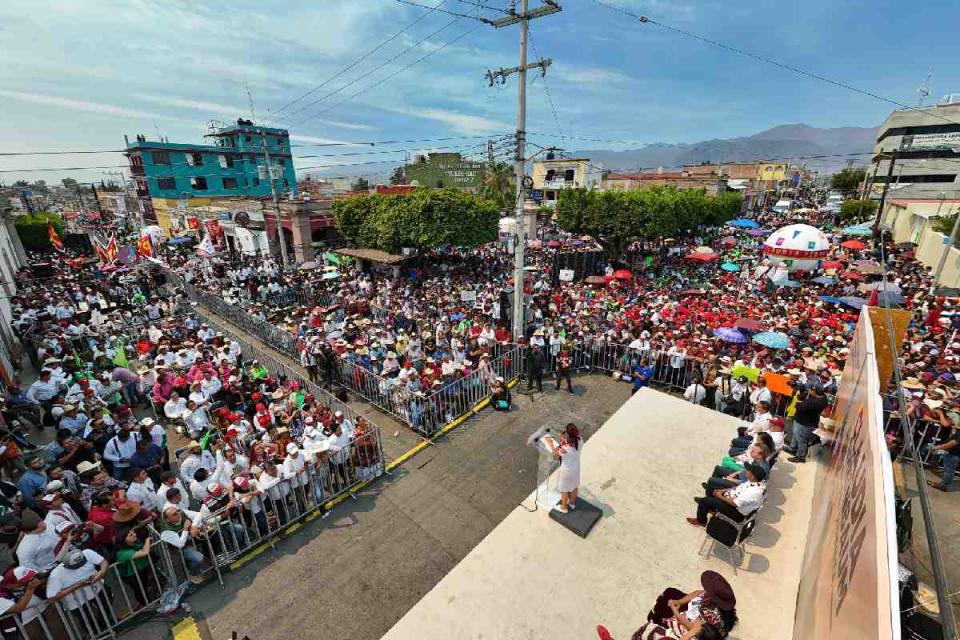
[283,179,289,188]
[156,177,176,190]
[251,176,261,187]
[151,151,171,165]
[564,169,576,181]
[276,158,286,166]
[219,155,234,169]
[186,152,204,167]
[190,176,208,190]
[222,177,238,189]
[245,135,252,143]
[278,140,286,151]
[545,169,556,181]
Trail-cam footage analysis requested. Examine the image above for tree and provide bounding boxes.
[831,168,866,195]
[839,199,878,223]
[555,186,743,257]
[389,166,405,185]
[478,162,514,212]
[12,180,29,187]
[30,180,48,193]
[350,177,370,193]
[14,212,63,252]
[332,188,499,252]
[61,177,79,191]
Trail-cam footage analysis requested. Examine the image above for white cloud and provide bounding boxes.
[561,65,633,85]
[131,94,244,116]
[0,89,192,124]
[397,108,511,134]
[290,134,359,147]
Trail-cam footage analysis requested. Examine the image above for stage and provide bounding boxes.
[382,388,817,640]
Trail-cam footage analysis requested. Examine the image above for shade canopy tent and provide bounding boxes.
[729,218,760,229]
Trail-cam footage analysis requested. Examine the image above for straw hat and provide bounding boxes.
[901,377,925,390]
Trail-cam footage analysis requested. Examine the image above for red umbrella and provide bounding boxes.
[840,270,864,281]
[822,260,844,270]
[685,252,719,263]
[612,269,633,280]
[547,240,562,248]
[733,318,765,332]
[719,236,737,246]
[840,240,866,250]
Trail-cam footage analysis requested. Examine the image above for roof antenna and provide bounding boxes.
[245,76,257,124]
[917,66,933,108]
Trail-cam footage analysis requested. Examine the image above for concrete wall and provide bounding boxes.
[915,227,960,288]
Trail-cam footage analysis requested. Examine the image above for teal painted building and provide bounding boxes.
[125,120,297,210]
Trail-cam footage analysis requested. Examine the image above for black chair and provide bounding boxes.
[699,490,766,569]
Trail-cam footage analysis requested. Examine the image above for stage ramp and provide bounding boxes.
[382,387,816,640]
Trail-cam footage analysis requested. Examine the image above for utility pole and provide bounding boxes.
[485,0,561,339]
[872,149,896,237]
[261,134,290,270]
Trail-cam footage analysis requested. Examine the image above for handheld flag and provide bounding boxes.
[136,235,153,258]
[196,235,215,257]
[112,341,129,368]
[47,222,65,254]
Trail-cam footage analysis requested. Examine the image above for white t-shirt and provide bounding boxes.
[16,530,60,572]
[46,549,105,610]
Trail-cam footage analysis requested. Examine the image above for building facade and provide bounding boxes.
[603,169,724,195]
[531,157,603,207]
[870,97,960,200]
[124,120,297,231]
[403,153,485,190]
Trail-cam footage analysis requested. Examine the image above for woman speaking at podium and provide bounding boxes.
[549,423,581,513]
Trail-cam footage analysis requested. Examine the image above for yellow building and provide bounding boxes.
[531,157,603,207]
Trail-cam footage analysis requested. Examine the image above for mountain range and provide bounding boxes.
[304,123,879,180]
[574,123,879,174]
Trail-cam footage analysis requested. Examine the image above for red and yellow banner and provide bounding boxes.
[47,222,65,254]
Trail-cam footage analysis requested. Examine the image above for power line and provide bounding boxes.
[528,28,566,150]
[282,13,470,126]
[454,0,508,10]
[588,0,960,129]
[269,0,450,120]
[392,0,495,23]
[294,22,486,125]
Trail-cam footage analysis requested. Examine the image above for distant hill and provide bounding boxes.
[576,123,879,174]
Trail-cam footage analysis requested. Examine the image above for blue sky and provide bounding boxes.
[1,0,958,185]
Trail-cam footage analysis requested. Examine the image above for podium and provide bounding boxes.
[527,425,562,510]
[527,425,604,539]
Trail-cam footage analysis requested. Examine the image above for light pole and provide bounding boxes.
[932,192,955,286]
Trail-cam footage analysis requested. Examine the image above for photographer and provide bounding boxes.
[787,384,828,463]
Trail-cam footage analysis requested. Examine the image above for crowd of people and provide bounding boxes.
[0,256,381,634]
[1,189,959,638]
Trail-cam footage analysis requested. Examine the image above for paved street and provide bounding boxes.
[155,375,631,640]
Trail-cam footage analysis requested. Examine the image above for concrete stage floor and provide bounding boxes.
[383,388,816,640]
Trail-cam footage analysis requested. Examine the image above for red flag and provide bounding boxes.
[47,222,65,254]
[136,235,153,258]
[867,289,879,307]
[104,235,118,262]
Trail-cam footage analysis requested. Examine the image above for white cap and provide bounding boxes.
[286,443,299,454]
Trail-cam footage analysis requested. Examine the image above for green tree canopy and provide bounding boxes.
[555,186,742,257]
[839,199,878,223]
[478,162,514,212]
[389,167,405,186]
[14,212,62,252]
[332,188,499,253]
[830,168,866,195]
[350,177,370,193]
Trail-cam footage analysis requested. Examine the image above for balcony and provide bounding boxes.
[128,164,145,177]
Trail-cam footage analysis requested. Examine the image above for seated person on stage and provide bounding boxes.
[687,462,767,529]
[730,418,784,456]
[735,400,772,440]
[491,378,511,411]
[704,441,771,496]
[596,570,738,640]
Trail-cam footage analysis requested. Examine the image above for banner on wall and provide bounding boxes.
[793,308,899,640]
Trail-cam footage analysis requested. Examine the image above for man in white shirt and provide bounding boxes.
[156,471,188,509]
[16,515,60,573]
[163,392,189,421]
[47,549,109,612]
[102,427,140,481]
[179,442,215,486]
[688,463,767,527]
[749,377,772,407]
[127,468,159,512]
[684,380,707,405]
